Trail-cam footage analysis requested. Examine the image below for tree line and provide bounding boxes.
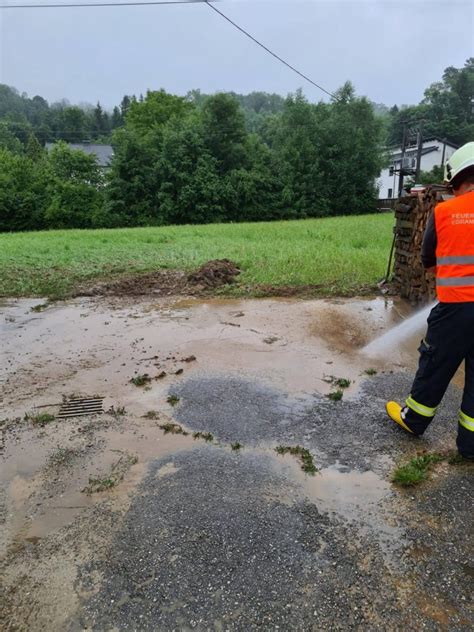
[0,85,126,145]
[0,58,472,232]
[0,86,287,147]
[0,82,384,231]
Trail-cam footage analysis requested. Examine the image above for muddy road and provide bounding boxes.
[1,296,473,631]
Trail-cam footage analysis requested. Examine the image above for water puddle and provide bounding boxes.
[1,415,197,551]
[295,463,389,506]
[269,449,390,508]
[0,294,433,554]
[1,295,430,422]
[267,450,404,564]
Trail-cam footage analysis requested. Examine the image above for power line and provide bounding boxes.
[204,1,337,101]
[0,0,213,8]
[2,0,337,102]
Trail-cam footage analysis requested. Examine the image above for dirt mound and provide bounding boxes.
[187,259,241,288]
[78,260,240,297]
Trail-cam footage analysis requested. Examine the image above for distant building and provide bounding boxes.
[378,138,458,199]
[45,142,114,168]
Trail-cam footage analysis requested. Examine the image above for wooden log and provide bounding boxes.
[393,187,445,303]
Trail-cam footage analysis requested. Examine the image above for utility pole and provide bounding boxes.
[398,122,408,198]
[441,138,447,167]
[415,121,424,182]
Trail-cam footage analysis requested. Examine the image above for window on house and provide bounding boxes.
[388,188,393,199]
[389,166,394,176]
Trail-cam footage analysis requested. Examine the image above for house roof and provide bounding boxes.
[420,137,459,148]
[391,146,440,161]
[387,137,459,158]
[45,142,114,167]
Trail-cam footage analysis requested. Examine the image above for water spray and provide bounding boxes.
[362,302,436,358]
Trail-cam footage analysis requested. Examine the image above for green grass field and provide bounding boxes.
[0,214,393,298]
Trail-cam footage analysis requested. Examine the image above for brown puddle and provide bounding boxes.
[268,448,391,512]
[1,294,433,420]
[1,414,197,552]
[0,294,445,551]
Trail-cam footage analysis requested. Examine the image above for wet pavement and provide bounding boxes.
[1,296,473,631]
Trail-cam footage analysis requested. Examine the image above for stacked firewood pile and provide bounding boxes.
[393,186,451,303]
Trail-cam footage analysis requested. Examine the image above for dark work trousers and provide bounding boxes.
[404,301,474,458]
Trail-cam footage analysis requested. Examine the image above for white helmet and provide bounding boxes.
[445,141,474,185]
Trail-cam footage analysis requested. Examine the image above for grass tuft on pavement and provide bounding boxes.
[130,374,151,387]
[275,445,319,475]
[392,453,445,486]
[326,389,344,402]
[24,412,55,426]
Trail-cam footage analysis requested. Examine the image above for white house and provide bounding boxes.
[378,138,458,199]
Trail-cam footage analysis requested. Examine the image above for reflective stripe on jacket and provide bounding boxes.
[435,190,474,303]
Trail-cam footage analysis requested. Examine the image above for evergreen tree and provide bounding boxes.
[201,93,247,174]
[111,106,123,129]
[26,133,44,161]
[93,102,107,136]
[120,95,132,119]
[272,90,327,217]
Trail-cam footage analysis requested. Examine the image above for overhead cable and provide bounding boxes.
[204,1,337,100]
[0,0,214,9]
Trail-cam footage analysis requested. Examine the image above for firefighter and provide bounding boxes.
[386,141,474,459]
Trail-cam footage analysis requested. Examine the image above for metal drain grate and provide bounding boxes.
[57,397,104,419]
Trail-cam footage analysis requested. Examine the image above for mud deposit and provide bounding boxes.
[79,258,241,297]
[1,296,472,631]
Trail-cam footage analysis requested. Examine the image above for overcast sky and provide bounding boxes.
[0,0,472,109]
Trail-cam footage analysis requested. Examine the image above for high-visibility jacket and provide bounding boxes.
[435,190,474,303]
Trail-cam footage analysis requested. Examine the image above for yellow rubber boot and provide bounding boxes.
[386,401,414,435]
